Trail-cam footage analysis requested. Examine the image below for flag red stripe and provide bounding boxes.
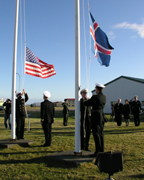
[25,70,56,79]
[97,44,112,55]
[93,22,99,30]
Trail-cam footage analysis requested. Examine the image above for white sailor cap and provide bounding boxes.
[134,95,138,98]
[80,88,88,94]
[43,91,51,98]
[16,92,21,97]
[95,83,105,88]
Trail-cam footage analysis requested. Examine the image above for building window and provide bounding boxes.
[141,101,144,106]
[111,101,117,106]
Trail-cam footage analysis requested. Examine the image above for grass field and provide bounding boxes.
[0,111,144,180]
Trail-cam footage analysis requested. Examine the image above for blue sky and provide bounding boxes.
[0,0,144,104]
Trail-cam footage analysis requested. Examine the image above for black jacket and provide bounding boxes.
[84,93,106,125]
[130,100,141,114]
[16,93,29,118]
[41,100,55,124]
[123,104,130,115]
[80,98,91,122]
[114,103,123,116]
[62,103,69,114]
[3,101,11,114]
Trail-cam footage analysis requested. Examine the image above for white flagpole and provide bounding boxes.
[75,0,81,153]
[11,0,19,140]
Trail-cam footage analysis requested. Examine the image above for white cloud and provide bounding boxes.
[108,31,116,40]
[113,21,144,38]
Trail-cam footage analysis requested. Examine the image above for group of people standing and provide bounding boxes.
[60,83,106,157]
[3,85,142,157]
[2,84,107,157]
[112,96,142,127]
[80,83,106,157]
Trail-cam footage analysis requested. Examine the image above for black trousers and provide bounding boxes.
[4,113,11,129]
[42,123,52,146]
[115,114,122,126]
[16,116,25,139]
[91,124,104,154]
[81,119,91,150]
[133,112,140,126]
[63,113,68,126]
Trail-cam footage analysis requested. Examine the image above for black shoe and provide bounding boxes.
[84,148,91,151]
[17,138,20,140]
[42,143,50,147]
[21,137,24,139]
[90,152,97,157]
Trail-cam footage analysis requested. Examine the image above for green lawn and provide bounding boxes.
[0,111,144,180]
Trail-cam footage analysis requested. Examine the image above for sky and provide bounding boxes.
[0,0,144,104]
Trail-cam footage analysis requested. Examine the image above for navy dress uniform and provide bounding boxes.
[114,99,123,126]
[80,89,91,151]
[84,83,106,157]
[62,99,69,126]
[130,95,141,126]
[16,90,29,140]
[41,91,55,147]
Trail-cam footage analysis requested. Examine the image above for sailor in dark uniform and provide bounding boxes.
[16,89,29,140]
[41,91,55,147]
[3,98,11,129]
[62,99,69,126]
[130,95,141,126]
[114,99,123,126]
[84,83,106,157]
[80,89,91,151]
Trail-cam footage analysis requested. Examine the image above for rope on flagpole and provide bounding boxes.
[23,0,26,89]
[20,0,24,92]
[87,1,92,96]
[82,0,88,92]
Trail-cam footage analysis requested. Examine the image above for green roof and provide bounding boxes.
[92,76,144,92]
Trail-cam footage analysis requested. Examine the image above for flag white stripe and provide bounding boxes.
[25,69,56,78]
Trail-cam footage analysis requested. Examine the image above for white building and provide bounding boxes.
[92,76,144,114]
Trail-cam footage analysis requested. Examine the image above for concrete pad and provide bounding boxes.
[46,150,96,165]
[0,139,35,148]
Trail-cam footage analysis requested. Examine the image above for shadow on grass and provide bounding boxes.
[52,131,74,136]
[0,156,77,168]
[105,128,144,135]
[0,150,62,155]
[53,127,75,131]
[128,174,144,179]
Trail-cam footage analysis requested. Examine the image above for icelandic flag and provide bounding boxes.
[90,25,97,58]
[90,12,114,67]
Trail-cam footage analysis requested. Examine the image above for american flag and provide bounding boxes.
[25,47,56,79]
[90,12,114,67]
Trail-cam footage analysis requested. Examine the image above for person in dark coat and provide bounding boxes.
[84,83,106,157]
[114,99,123,126]
[80,88,91,151]
[41,91,55,147]
[123,99,130,126]
[62,99,69,126]
[129,95,141,126]
[16,89,29,140]
[3,98,11,129]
